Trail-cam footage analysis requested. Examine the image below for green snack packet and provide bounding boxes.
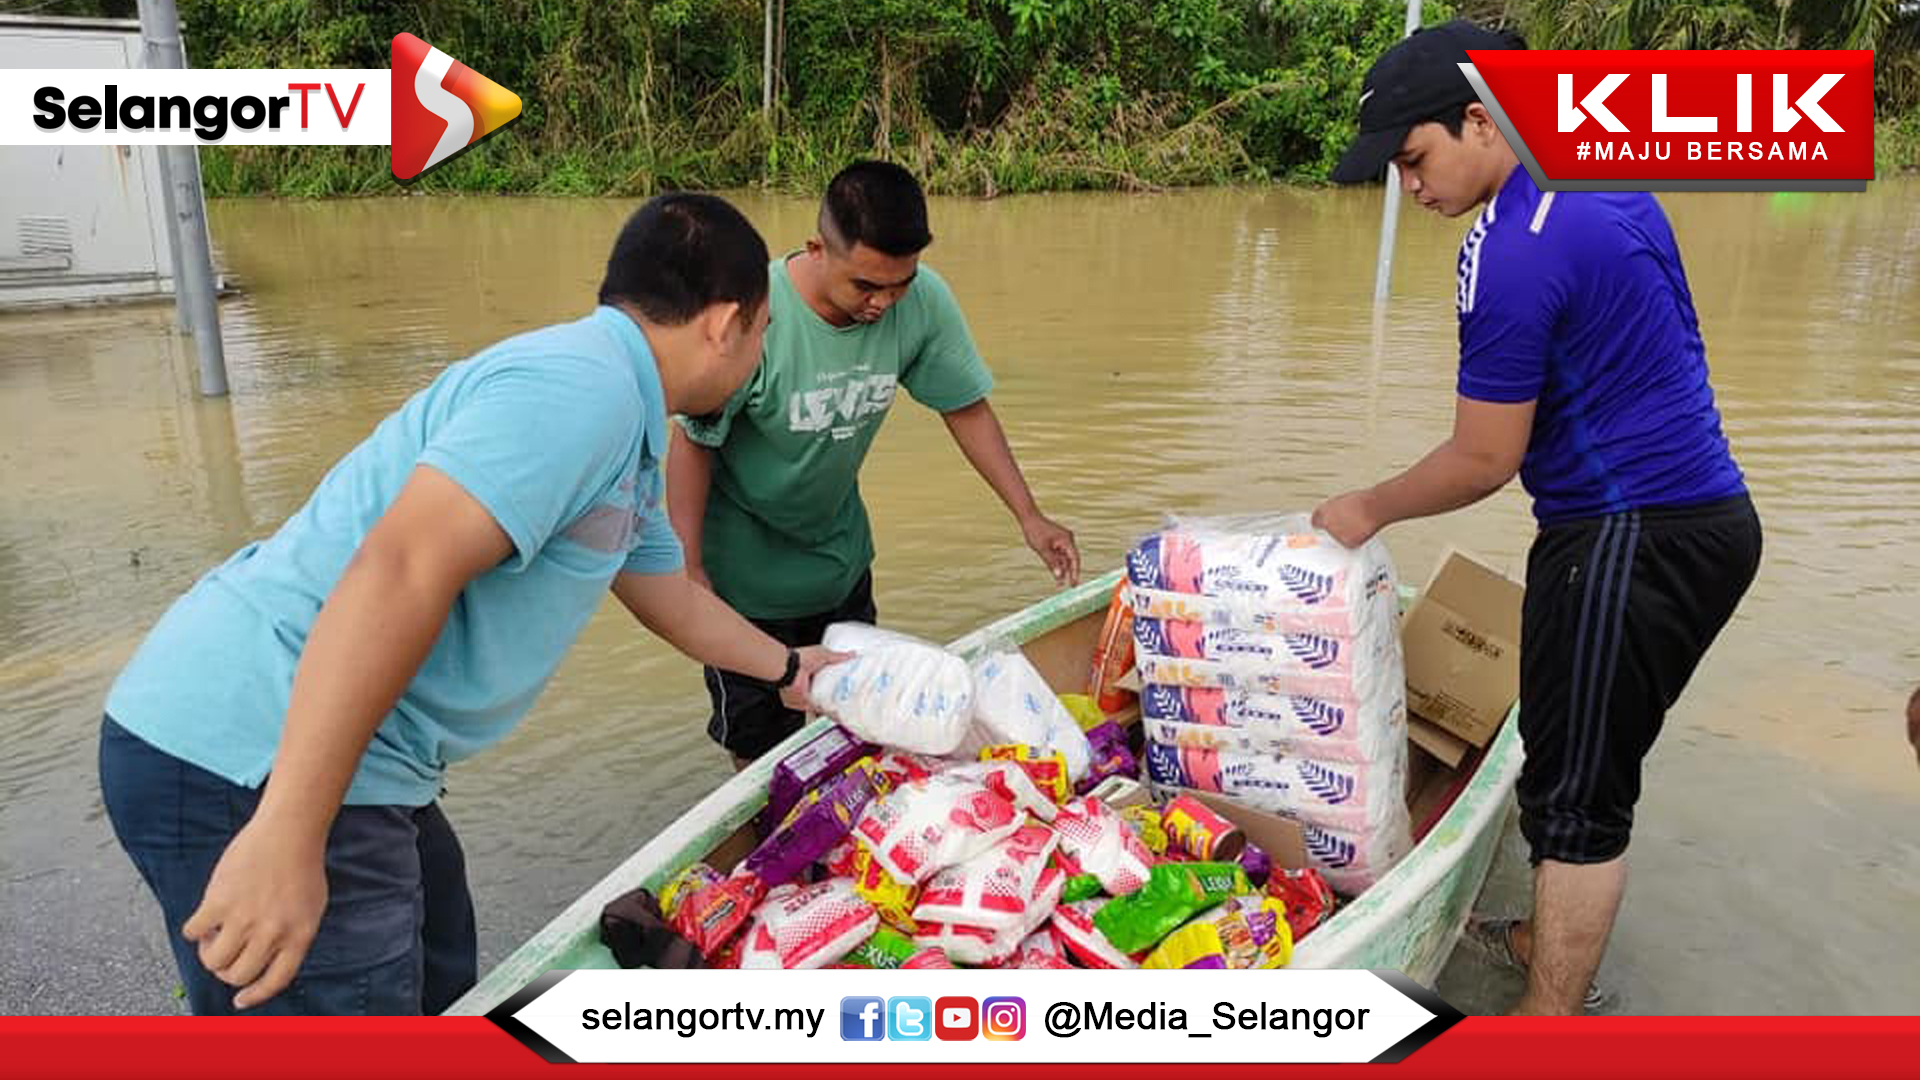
[1092,862,1251,954]
[1060,873,1104,904]
[839,927,919,969]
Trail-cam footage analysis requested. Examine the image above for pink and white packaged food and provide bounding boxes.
[911,920,1011,966]
[913,824,1060,931]
[915,864,1065,965]
[1050,898,1139,969]
[1011,929,1076,969]
[1301,818,1414,896]
[872,749,942,789]
[1124,516,1398,629]
[1135,652,1396,705]
[759,724,877,835]
[810,623,974,755]
[1141,685,1403,764]
[901,947,955,969]
[1143,741,1407,834]
[1049,796,1152,896]
[852,771,1022,884]
[943,759,1061,823]
[1132,618,1400,697]
[738,879,878,970]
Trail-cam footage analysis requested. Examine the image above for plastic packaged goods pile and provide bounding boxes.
[600,516,1406,973]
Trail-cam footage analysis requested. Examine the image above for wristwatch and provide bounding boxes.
[772,647,801,690]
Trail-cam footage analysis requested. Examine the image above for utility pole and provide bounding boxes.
[138,0,228,396]
[1372,0,1424,306]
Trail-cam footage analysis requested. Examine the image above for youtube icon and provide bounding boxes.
[934,996,978,1041]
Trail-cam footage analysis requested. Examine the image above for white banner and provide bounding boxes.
[503,969,1456,1063]
[0,69,391,145]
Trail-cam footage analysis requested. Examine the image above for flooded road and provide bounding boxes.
[2,182,1915,1014]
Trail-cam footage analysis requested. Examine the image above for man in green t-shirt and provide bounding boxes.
[669,160,1080,764]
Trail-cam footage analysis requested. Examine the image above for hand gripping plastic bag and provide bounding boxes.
[810,623,974,755]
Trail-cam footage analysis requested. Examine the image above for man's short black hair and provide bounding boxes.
[598,193,769,325]
[1429,102,1473,138]
[821,160,932,257]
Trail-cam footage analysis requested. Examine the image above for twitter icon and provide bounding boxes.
[887,996,933,1042]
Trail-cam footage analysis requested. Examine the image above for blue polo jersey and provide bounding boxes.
[1454,168,1746,525]
[105,306,683,806]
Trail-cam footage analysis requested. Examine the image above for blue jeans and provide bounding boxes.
[98,715,477,1015]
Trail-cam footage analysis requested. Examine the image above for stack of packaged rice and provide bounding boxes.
[628,631,1340,972]
[1122,515,1412,895]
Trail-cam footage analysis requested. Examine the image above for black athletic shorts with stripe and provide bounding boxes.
[1517,494,1762,865]
[703,571,877,762]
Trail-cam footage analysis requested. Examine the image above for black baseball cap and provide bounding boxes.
[1331,19,1526,185]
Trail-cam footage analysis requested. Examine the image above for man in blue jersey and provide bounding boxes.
[98,193,845,1015]
[1314,21,1763,1015]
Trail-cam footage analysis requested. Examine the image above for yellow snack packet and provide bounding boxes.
[850,847,920,935]
[1142,896,1292,970]
[1119,804,1170,855]
[1058,693,1107,732]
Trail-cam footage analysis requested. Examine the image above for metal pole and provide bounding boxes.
[151,138,189,332]
[138,0,228,396]
[1371,0,1424,306]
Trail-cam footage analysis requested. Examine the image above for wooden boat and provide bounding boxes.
[446,568,1521,1014]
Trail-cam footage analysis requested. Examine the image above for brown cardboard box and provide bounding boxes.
[1401,548,1524,748]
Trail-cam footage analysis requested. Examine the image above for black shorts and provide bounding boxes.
[704,571,877,762]
[1517,495,1762,865]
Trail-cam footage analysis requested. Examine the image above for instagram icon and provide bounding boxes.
[981,996,1025,1041]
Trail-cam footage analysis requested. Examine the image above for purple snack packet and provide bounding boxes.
[742,766,879,887]
[1237,842,1273,889]
[1075,721,1141,795]
[759,724,877,836]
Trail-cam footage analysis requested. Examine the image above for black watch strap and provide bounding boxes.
[772,647,801,690]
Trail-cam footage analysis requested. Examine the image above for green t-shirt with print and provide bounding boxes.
[677,255,993,619]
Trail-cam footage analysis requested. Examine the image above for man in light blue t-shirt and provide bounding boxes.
[98,194,843,1015]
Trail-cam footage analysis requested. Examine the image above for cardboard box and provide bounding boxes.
[1407,715,1472,768]
[1400,548,1524,748]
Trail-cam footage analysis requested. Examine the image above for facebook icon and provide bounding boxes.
[839,996,886,1042]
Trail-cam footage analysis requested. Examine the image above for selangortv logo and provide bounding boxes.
[389,33,520,181]
[0,34,520,185]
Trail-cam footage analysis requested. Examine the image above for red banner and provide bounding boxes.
[6,1016,1918,1079]
[1465,50,1875,189]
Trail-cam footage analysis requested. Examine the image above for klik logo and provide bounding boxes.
[389,33,520,181]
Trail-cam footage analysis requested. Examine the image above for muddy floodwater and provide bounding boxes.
[2,183,1915,1014]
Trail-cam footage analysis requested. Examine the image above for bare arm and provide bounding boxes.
[611,570,845,701]
[1313,395,1536,546]
[666,424,714,588]
[183,464,513,1009]
[941,398,1080,585]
